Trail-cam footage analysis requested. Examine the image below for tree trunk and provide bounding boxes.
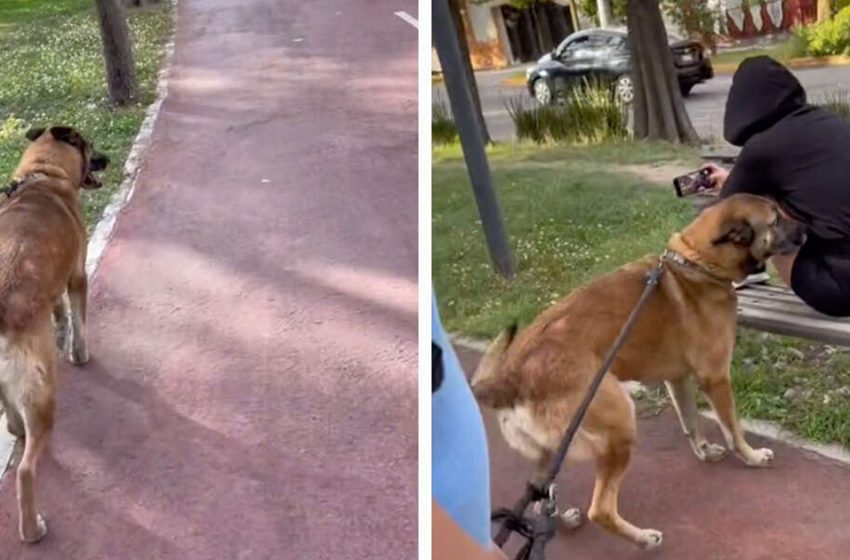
[818,0,832,22]
[627,0,699,144]
[95,0,138,105]
[528,2,545,57]
[597,0,613,27]
[536,3,554,54]
[568,0,581,32]
[447,0,491,144]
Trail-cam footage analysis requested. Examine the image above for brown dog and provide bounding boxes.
[472,194,806,550]
[0,126,108,543]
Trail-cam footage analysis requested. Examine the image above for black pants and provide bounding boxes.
[791,236,850,317]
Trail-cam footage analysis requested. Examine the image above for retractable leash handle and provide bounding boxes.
[493,262,666,554]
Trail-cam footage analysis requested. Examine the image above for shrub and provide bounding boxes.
[801,6,850,56]
[505,79,629,144]
[432,96,458,145]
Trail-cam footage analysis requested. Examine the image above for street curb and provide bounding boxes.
[450,334,850,468]
[0,0,180,482]
[86,1,180,281]
[714,54,850,74]
[496,55,850,87]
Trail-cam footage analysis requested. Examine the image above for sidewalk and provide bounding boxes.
[455,346,850,560]
[0,0,417,557]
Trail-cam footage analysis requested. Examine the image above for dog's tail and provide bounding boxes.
[470,322,519,409]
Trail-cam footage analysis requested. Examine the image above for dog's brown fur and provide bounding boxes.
[471,194,806,549]
[0,126,107,543]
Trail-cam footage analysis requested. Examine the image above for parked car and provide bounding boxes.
[525,28,714,105]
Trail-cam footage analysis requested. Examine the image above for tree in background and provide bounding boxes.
[579,0,627,24]
[95,0,138,105]
[627,0,699,143]
[662,0,720,53]
[448,0,491,143]
[596,0,613,27]
[819,0,833,22]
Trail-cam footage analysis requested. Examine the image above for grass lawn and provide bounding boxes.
[434,142,850,447]
[0,0,173,229]
[710,39,803,68]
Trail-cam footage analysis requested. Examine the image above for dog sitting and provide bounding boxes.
[0,125,108,543]
[472,194,806,549]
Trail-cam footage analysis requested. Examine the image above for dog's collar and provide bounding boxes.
[0,173,43,199]
[660,250,731,286]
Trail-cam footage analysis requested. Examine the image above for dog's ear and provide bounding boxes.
[712,220,755,247]
[25,127,46,142]
[90,151,110,171]
[49,126,85,149]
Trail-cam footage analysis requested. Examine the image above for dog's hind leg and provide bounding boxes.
[585,380,662,549]
[51,292,70,355]
[66,271,88,366]
[665,377,725,462]
[15,369,54,542]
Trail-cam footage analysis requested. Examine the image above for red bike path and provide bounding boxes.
[0,0,418,557]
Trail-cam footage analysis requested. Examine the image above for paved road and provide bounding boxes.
[435,64,850,143]
[454,346,850,560]
[0,0,417,558]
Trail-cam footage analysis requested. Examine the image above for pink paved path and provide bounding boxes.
[0,1,418,557]
[454,347,850,560]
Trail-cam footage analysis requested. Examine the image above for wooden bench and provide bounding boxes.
[698,150,850,346]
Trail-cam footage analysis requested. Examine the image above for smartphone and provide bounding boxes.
[673,168,713,198]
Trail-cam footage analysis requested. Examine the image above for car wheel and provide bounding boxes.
[533,79,552,105]
[614,75,634,104]
[679,83,694,97]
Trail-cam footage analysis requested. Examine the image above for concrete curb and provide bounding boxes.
[0,0,180,481]
[449,334,850,467]
[86,1,179,280]
[496,55,850,87]
[713,55,850,74]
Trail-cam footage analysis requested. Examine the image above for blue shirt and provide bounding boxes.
[432,292,491,547]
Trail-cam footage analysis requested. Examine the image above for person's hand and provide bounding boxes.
[701,163,729,192]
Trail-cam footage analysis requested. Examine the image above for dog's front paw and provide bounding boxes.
[636,528,663,550]
[698,442,727,462]
[745,447,774,467]
[20,513,47,544]
[560,507,583,530]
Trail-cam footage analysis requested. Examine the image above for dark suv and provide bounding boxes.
[525,28,713,105]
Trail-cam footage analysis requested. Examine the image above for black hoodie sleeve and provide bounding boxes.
[720,141,773,197]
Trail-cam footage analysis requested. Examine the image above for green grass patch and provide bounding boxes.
[434,143,850,446]
[0,0,173,229]
[432,96,458,145]
[711,35,808,67]
[505,80,628,144]
[433,146,696,336]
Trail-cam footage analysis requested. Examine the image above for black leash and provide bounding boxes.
[0,174,39,199]
[492,260,666,559]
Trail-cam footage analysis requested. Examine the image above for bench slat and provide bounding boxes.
[738,288,813,308]
[735,285,850,345]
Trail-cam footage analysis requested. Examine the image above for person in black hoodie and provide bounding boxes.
[705,56,850,317]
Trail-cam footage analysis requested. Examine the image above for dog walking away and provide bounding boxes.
[472,194,806,550]
[0,126,108,543]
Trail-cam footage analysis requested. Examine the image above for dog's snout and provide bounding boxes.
[782,219,807,246]
[792,222,807,246]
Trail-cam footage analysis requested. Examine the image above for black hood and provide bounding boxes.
[723,56,806,146]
